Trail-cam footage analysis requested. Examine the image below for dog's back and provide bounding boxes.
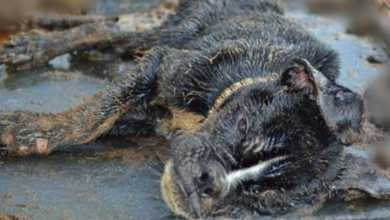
[155,0,340,115]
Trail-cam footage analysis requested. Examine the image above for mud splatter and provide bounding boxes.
[100,137,169,164]
[0,31,17,48]
[0,212,28,220]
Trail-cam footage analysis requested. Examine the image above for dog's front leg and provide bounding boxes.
[0,49,164,156]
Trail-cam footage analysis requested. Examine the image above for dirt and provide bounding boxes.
[40,70,82,80]
[116,0,178,32]
[100,137,169,164]
[366,54,388,64]
[354,121,386,148]
[0,0,94,31]
[0,66,7,84]
[348,71,357,78]
[0,213,28,220]
[0,31,17,48]
[307,0,350,13]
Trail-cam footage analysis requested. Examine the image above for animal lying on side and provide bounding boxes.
[1,0,390,218]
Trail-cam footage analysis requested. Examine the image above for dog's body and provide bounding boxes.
[0,0,373,218]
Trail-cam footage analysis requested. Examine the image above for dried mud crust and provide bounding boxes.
[0,213,28,220]
[0,0,95,31]
[25,14,116,30]
[0,24,118,71]
[331,153,390,201]
[0,0,179,71]
[100,137,169,164]
[354,121,386,148]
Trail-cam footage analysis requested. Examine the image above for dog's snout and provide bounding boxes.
[195,161,229,199]
[196,171,215,197]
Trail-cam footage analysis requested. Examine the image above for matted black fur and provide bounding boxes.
[0,0,366,218]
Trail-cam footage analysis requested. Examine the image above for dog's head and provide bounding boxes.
[161,59,364,218]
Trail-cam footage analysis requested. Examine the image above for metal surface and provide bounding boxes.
[0,1,389,219]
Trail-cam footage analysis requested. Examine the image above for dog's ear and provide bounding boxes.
[283,59,365,146]
[280,61,315,92]
[330,151,390,201]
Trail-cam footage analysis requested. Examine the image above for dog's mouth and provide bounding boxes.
[182,155,290,218]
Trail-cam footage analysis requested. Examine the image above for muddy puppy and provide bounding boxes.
[0,0,368,218]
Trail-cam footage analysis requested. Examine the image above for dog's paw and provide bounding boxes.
[0,111,51,156]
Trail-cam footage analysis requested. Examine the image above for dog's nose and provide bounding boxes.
[196,171,215,198]
[195,161,229,199]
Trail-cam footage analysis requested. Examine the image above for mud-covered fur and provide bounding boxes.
[0,0,366,218]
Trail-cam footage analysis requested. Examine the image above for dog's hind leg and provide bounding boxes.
[0,0,183,71]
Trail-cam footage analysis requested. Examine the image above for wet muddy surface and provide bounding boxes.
[1,1,390,219]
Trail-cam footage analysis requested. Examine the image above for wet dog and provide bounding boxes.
[1,0,387,219]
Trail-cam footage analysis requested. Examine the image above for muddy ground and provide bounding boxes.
[0,0,390,219]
